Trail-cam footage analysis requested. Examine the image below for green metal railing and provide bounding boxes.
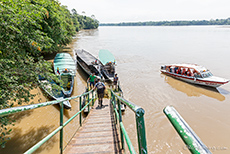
[0,89,96,154]
[110,89,147,154]
[163,106,212,154]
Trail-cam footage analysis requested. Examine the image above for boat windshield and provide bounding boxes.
[201,71,213,78]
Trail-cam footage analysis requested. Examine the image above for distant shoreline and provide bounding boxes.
[100,18,230,26]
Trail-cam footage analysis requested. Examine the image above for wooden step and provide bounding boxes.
[64,99,123,154]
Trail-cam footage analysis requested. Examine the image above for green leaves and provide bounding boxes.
[71,9,99,31]
[0,0,99,148]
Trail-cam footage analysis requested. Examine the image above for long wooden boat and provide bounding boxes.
[76,49,103,78]
[161,63,229,88]
[38,76,71,109]
[53,53,76,97]
[99,49,116,82]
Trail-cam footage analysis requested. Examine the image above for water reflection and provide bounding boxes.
[161,74,225,101]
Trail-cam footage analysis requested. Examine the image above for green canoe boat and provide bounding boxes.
[53,53,76,97]
[99,49,116,81]
[38,76,71,109]
[99,49,116,65]
[54,53,76,75]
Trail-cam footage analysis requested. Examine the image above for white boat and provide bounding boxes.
[161,64,229,88]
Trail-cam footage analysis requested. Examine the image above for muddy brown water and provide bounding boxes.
[2,26,230,154]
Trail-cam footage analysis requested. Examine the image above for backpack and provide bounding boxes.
[97,82,104,93]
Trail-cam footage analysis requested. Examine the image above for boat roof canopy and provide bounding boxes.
[169,63,209,73]
[54,53,76,74]
[99,49,115,65]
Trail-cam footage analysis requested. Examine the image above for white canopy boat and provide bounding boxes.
[161,63,229,88]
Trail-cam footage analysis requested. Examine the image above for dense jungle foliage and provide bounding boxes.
[100,18,230,26]
[0,0,99,147]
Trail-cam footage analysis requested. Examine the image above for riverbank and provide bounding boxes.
[1,39,87,154]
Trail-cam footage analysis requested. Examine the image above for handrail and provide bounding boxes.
[110,89,148,154]
[163,106,212,154]
[0,89,93,117]
[0,89,95,154]
[25,97,94,154]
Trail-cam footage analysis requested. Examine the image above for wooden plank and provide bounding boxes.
[64,99,123,154]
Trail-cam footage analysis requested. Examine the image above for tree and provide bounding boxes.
[0,0,76,147]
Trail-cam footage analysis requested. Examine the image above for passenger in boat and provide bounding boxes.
[94,78,106,108]
[64,68,68,73]
[184,68,188,76]
[174,67,178,73]
[166,67,170,72]
[190,70,194,77]
[194,72,197,78]
[176,68,181,74]
[57,67,60,74]
[67,81,71,90]
[87,73,96,89]
[171,67,175,73]
[197,74,202,78]
[113,74,118,91]
[187,69,190,76]
[181,68,185,75]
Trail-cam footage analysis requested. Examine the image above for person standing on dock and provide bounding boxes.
[87,73,96,89]
[94,78,106,107]
[113,74,118,91]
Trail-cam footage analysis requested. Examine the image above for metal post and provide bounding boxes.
[118,100,124,149]
[113,94,117,124]
[164,106,212,154]
[110,91,113,103]
[111,92,115,120]
[88,92,90,112]
[135,108,147,154]
[79,96,82,126]
[92,91,94,107]
[60,101,64,154]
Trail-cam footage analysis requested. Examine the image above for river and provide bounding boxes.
[2,26,230,154]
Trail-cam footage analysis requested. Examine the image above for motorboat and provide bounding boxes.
[38,76,71,109]
[53,53,76,97]
[161,63,229,88]
[76,49,103,79]
[99,49,116,82]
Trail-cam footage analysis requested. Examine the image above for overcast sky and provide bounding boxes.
[59,0,230,23]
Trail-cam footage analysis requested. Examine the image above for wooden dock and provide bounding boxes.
[64,99,123,154]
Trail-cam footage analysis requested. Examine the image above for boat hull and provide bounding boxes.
[161,70,226,88]
[76,49,103,79]
[99,49,116,82]
[38,77,71,109]
[60,73,74,97]
[53,53,76,97]
[101,69,114,82]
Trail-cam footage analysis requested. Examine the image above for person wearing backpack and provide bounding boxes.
[94,78,106,107]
